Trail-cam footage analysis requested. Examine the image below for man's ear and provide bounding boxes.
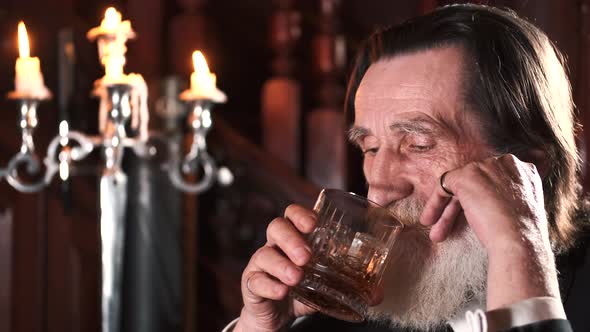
[517,148,549,179]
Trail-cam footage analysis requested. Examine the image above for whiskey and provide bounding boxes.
[291,229,390,322]
[291,189,403,322]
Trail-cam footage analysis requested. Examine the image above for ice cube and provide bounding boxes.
[310,227,330,255]
[346,232,389,278]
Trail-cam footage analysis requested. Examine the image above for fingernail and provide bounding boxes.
[293,246,311,264]
[274,284,286,295]
[303,217,318,231]
[286,265,302,283]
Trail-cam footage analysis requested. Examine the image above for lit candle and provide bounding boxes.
[87,7,135,39]
[181,51,227,103]
[12,22,51,99]
[87,7,135,82]
[88,8,148,140]
[101,8,124,80]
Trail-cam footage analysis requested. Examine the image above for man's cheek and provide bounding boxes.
[406,158,445,196]
[362,157,373,183]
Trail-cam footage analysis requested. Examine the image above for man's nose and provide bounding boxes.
[366,148,412,206]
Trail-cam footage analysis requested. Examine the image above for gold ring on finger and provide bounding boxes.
[440,171,454,196]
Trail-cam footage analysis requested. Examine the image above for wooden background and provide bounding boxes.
[0,0,588,331]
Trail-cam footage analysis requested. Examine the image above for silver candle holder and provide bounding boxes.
[0,87,231,194]
[3,97,57,193]
[1,83,231,332]
[170,99,224,193]
[4,9,232,332]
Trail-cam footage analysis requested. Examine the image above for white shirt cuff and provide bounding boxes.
[221,316,307,332]
[222,317,240,332]
[450,296,566,332]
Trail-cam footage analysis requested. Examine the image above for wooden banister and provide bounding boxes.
[196,116,320,329]
[212,117,320,208]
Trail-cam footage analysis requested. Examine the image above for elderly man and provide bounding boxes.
[226,4,590,332]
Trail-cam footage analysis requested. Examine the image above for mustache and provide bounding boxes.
[386,197,431,235]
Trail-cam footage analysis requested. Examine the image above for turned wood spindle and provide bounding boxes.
[306,0,347,189]
[167,1,213,331]
[261,0,302,170]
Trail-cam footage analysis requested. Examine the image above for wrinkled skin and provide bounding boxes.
[234,46,559,332]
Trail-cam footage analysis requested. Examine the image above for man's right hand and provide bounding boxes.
[234,204,319,332]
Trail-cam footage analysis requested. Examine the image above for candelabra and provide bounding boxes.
[2,8,233,332]
[1,86,231,194]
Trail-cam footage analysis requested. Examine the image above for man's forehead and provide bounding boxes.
[354,46,465,116]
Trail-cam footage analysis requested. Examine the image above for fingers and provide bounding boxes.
[420,170,462,242]
[242,270,289,303]
[420,169,458,227]
[242,205,316,307]
[429,198,462,242]
[284,204,318,234]
[266,217,312,266]
[421,154,538,244]
[253,246,304,286]
[420,190,451,227]
[242,245,305,304]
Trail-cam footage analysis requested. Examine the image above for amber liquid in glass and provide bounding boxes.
[291,228,389,322]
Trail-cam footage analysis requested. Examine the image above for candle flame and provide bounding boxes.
[104,7,122,30]
[18,22,30,58]
[192,51,211,75]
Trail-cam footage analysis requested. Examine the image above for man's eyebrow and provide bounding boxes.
[347,126,371,144]
[389,119,436,134]
[347,117,444,145]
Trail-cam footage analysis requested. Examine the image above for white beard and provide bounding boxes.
[366,198,488,331]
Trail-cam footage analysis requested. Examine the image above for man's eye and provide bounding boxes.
[362,147,378,155]
[409,144,432,152]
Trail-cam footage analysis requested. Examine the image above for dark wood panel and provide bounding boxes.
[0,208,12,332]
[126,0,163,79]
[46,192,99,332]
[47,195,72,332]
[11,191,47,332]
[73,248,100,332]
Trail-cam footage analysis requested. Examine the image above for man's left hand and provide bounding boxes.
[419,154,560,311]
